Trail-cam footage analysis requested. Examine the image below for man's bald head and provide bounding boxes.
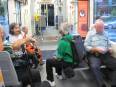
[95,20,104,33]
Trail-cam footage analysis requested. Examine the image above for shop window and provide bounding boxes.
[94,0,116,42]
[0,0,9,38]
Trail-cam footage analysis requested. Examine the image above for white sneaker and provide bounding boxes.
[47,80,56,87]
[56,75,63,80]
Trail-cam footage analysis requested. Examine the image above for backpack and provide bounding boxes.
[73,35,86,62]
[63,35,86,64]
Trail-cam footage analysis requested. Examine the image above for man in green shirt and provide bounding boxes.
[46,22,73,86]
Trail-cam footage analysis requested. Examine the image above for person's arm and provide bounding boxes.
[107,37,112,53]
[56,40,66,61]
[84,34,101,53]
[84,32,93,52]
[11,37,32,50]
[0,37,4,52]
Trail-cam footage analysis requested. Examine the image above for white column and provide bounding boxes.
[73,0,78,35]
[8,0,16,23]
[89,0,94,29]
[62,0,67,21]
[21,0,33,36]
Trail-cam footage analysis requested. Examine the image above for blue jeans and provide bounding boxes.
[88,56,104,87]
[89,52,116,87]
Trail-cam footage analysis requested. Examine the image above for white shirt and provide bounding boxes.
[9,33,24,44]
[8,33,24,55]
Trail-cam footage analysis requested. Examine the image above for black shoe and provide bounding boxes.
[111,86,116,87]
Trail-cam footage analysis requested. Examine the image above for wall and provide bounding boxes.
[8,0,16,24]
[62,0,67,21]
[65,0,78,35]
[8,0,33,35]
[21,0,33,35]
[89,0,94,29]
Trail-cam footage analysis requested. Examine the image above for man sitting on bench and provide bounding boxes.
[46,22,74,86]
[84,20,116,87]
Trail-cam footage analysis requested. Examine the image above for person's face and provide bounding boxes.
[59,30,65,36]
[13,25,20,35]
[95,23,104,33]
[24,27,28,34]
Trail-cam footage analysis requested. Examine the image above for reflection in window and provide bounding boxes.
[94,0,116,42]
[0,0,9,38]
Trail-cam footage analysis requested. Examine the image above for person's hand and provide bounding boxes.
[97,48,106,53]
[25,36,32,42]
[0,30,3,40]
[90,47,98,52]
[90,47,105,53]
[108,48,113,53]
[30,38,36,43]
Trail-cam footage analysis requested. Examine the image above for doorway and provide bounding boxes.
[41,4,54,26]
[47,4,54,26]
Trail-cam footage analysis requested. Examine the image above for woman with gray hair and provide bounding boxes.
[59,22,71,35]
[46,22,74,86]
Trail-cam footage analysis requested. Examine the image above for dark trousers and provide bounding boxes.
[88,52,116,87]
[46,58,72,81]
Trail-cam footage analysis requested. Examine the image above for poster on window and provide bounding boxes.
[78,0,88,38]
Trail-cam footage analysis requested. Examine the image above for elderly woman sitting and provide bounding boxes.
[46,22,74,86]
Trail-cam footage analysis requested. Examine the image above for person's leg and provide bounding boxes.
[54,61,73,72]
[46,58,61,82]
[89,56,104,87]
[55,61,62,76]
[102,53,116,86]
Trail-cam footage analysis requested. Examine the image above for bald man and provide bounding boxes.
[84,20,116,87]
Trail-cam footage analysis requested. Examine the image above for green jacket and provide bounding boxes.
[56,34,73,63]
